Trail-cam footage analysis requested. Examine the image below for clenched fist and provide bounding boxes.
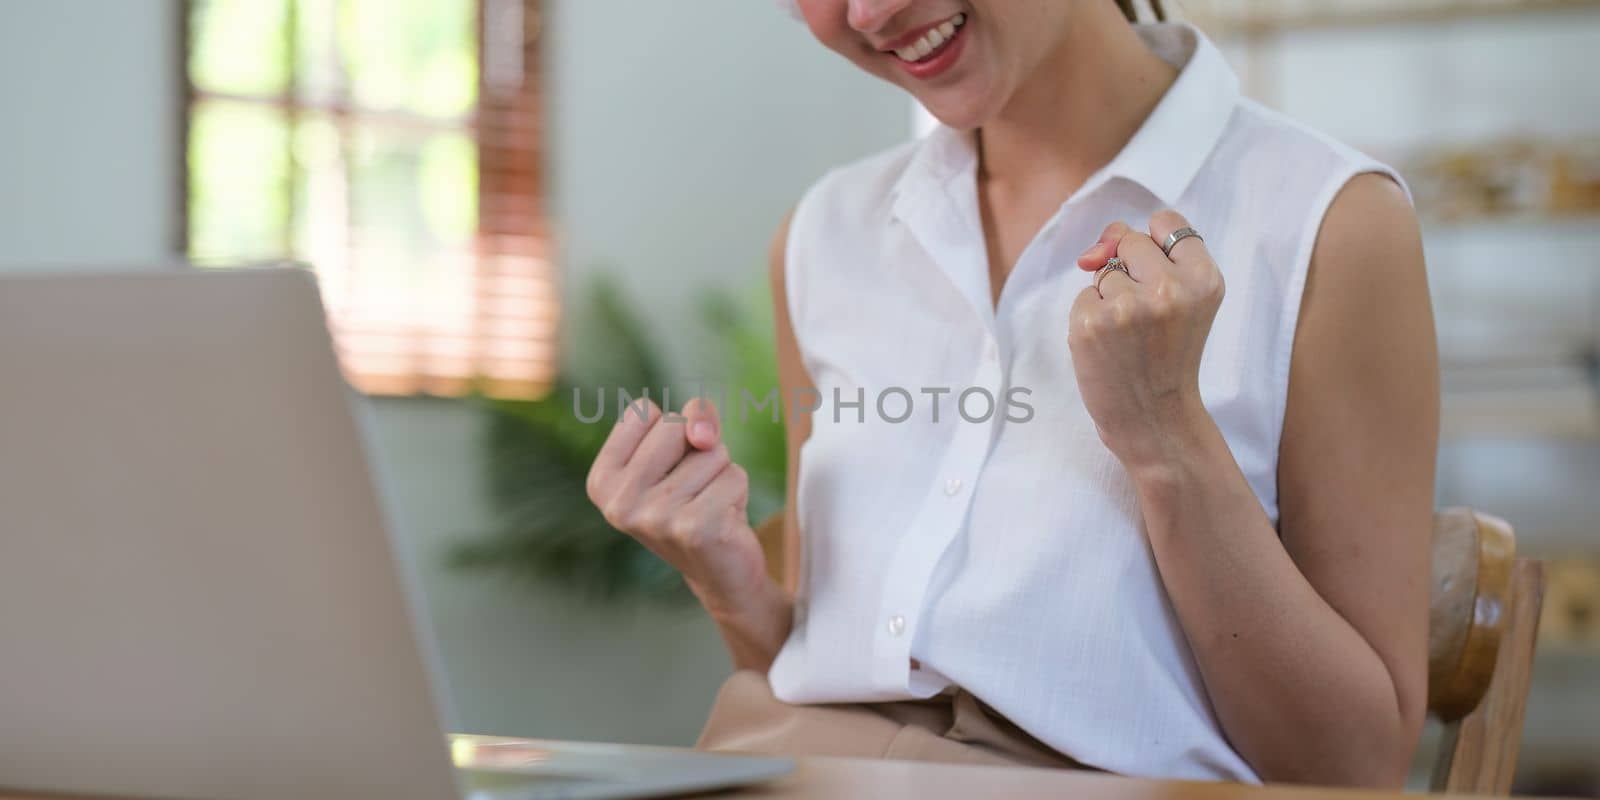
[1069,209,1225,473]
[585,397,768,616]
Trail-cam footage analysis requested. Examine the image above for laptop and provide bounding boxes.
[0,268,792,800]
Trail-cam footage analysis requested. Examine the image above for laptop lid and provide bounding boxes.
[0,269,461,800]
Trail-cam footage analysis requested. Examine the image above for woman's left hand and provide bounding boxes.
[1067,210,1225,473]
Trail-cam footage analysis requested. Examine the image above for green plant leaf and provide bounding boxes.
[449,272,787,606]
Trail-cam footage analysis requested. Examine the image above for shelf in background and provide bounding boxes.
[1392,136,1600,225]
[1541,556,1600,649]
[1442,386,1600,439]
[1440,354,1600,438]
[1189,0,1600,36]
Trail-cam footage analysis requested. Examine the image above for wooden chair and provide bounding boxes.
[1427,507,1545,795]
[751,506,1545,794]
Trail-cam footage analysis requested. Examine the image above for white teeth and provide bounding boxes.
[893,12,966,63]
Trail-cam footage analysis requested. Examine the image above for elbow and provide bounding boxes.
[1256,743,1414,789]
[1347,738,1420,790]
[1339,733,1420,790]
[1253,705,1425,788]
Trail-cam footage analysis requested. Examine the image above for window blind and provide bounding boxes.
[183,0,556,399]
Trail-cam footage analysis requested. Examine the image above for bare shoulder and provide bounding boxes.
[1313,172,1423,282]
[1292,169,1435,411]
[1294,172,1431,362]
[1281,168,1438,549]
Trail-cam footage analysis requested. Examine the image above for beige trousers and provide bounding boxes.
[695,670,1092,771]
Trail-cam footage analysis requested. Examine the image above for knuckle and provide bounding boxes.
[1111,299,1134,327]
[600,499,629,531]
[666,514,700,547]
[622,398,657,423]
[631,401,662,430]
[585,467,605,502]
[1074,314,1099,341]
[616,507,645,533]
[612,406,654,438]
[631,505,666,536]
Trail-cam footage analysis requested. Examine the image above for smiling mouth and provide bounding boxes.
[890,12,967,63]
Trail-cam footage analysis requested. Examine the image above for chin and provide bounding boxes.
[916,90,999,132]
[922,104,984,131]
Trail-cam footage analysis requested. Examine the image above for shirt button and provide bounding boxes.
[944,477,963,496]
[887,614,906,636]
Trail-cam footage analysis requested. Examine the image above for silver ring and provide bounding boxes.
[1094,257,1130,296]
[1161,227,1203,258]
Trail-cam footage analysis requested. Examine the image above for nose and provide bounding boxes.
[846,0,915,34]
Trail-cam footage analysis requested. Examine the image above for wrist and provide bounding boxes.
[1118,392,1223,486]
[690,573,793,672]
[688,566,788,629]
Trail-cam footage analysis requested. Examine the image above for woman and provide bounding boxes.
[584,0,1438,787]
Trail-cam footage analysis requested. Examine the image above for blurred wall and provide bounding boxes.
[0,0,907,746]
[0,1,178,268]
[545,1,908,370]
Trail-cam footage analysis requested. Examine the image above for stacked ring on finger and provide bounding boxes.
[1094,256,1131,296]
[1160,226,1203,258]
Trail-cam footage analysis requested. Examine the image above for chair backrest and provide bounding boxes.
[752,506,1545,793]
[1427,508,1546,795]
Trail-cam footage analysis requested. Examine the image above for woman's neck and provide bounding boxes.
[977,9,1179,196]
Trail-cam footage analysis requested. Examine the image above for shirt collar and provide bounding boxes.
[892,22,1240,208]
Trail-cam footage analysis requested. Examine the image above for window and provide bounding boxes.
[182,0,554,398]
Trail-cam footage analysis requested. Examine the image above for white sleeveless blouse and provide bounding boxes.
[767,22,1405,782]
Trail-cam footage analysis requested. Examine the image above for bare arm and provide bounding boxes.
[1072,177,1434,785]
[1123,176,1435,785]
[698,210,812,669]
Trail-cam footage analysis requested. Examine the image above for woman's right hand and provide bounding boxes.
[585,397,770,618]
